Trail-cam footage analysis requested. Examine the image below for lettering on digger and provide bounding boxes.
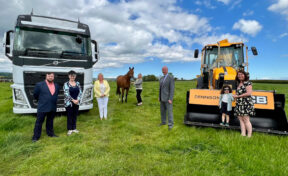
[194,95,268,105]
[194,95,219,100]
[252,96,268,104]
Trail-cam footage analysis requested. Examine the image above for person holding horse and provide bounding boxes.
[94,73,110,120]
[134,73,143,106]
[116,67,134,103]
[159,66,175,130]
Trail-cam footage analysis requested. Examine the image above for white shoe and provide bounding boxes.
[67,130,73,136]
[72,129,79,133]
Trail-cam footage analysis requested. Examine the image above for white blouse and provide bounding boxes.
[100,83,106,95]
[222,94,229,103]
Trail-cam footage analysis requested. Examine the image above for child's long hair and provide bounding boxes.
[220,85,232,94]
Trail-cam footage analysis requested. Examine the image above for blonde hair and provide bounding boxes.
[98,73,104,80]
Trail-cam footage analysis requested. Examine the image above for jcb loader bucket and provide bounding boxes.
[184,89,288,135]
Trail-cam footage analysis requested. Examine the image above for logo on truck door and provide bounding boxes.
[189,89,274,110]
[53,61,59,65]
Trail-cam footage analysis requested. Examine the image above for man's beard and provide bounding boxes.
[47,79,53,83]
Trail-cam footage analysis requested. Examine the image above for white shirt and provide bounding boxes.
[100,83,106,95]
[222,94,229,103]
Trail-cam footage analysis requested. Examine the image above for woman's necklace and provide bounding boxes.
[69,81,76,87]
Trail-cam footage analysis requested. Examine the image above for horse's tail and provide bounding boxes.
[116,84,121,95]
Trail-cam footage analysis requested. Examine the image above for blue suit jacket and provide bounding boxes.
[33,81,59,112]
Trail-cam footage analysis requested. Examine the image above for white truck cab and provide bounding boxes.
[3,14,99,114]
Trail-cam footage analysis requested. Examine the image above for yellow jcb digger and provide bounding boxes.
[184,39,288,135]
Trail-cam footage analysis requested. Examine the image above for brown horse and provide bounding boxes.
[116,67,134,103]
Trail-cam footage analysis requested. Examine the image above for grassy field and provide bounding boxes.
[0,81,288,176]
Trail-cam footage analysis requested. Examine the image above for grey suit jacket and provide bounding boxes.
[159,74,175,102]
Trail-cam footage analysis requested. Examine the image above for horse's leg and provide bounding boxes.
[125,88,129,103]
[118,88,121,102]
[121,88,124,103]
[117,85,121,102]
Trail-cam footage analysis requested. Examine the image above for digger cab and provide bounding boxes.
[196,39,247,90]
[203,41,244,72]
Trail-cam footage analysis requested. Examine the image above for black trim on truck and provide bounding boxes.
[16,15,90,36]
[23,72,84,109]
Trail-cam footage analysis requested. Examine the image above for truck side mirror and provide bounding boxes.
[4,30,14,60]
[91,40,99,64]
[251,47,258,56]
[194,49,199,58]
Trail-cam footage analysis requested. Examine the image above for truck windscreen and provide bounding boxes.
[13,27,92,58]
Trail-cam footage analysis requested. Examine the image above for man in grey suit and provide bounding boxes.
[159,66,175,130]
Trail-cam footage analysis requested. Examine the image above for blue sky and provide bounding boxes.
[1,0,288,80]
[95,0,288,80]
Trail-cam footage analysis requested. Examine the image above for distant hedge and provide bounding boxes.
[251,80,288,84]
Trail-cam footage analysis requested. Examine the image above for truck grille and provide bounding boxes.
[23,72,84,109]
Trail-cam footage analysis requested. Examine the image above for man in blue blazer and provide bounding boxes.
[32,72,59,142]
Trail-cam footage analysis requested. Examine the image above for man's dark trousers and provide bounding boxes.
[33,111,56,140]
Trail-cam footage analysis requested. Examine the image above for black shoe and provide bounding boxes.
[159,123,166,126]
[32,139,38,142]
[48,134,58,138]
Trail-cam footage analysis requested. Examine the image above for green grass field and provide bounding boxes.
[0,81,288,176]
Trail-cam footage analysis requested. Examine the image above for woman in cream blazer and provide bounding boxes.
[94,73,110,120]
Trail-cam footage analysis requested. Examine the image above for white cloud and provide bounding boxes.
[0,54,12,72]
[280,32,288,38]
[216,0,242,10]
[243,10,254,16]
[0,0,214,70]
[229,0,242,10]
[0,0,247,72]
[192,33,247,46]
[216,0,230,5]
[0,36,12,72]
[268,0,288,20]
[232,19,262,36]
[195,0,216,9]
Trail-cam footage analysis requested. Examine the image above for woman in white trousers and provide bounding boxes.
[94,73,110,120]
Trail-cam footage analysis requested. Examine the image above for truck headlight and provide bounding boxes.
[82,88,93,102]
[82,100,93,106]
[14,89,27,104]
[14,104,29,109]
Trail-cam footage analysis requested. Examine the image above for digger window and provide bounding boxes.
[204,46,244,69]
